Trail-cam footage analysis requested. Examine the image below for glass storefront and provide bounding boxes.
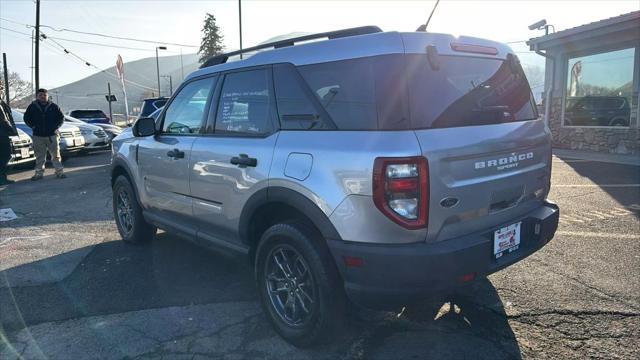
[564,47,636,127]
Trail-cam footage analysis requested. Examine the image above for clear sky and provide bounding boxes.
[0,0,638,89]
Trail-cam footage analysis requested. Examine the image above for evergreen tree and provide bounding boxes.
[198,13,224,63]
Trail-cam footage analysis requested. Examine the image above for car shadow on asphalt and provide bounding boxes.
[345,278,522,359]
[1,231,523,359]
[556,155,640,219]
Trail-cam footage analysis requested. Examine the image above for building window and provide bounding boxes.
[564,47,635,127]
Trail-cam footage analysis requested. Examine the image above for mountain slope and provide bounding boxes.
[50,53,199,117]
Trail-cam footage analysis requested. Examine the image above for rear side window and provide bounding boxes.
[273,64,332,130]
[297,58,378,130]
[296,55,411,130]
[215,69,274,136]
[70,110,107,118]
[406,54,537,128]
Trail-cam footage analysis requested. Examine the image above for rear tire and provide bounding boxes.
[112,175,156,243]
[255,222,346,347]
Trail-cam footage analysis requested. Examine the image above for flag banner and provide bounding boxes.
[116,54,130,122]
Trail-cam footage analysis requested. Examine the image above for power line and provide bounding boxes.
[46,35,158,52]
[1,16,198,47]
[39,24,199,48]
[41,33,156,91]
[0,17,29,27]
[2,24,164,92]
[0,26,32,37]
[2,23,180,53]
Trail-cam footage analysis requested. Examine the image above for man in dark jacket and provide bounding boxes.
[0,88,18,185]
[24,88,66,180]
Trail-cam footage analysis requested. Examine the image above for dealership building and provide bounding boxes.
[527,11,640,155]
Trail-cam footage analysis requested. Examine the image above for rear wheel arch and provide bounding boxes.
[240,187,342,263]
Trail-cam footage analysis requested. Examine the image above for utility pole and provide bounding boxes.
[238,0,243,59]
[31,29,34,93]
[155,46,166,97]
[35,0,40,91]
[180,48,184,81]
[161,75,173,96]
[107,82,113,121]
[2,53,10,105]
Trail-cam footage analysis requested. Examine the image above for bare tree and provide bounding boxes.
[0,69,33,104]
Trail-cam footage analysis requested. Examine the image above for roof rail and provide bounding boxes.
[200,25,382,69]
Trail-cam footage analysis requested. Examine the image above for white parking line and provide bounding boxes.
[556,231,640,239]
[553,184,640,188]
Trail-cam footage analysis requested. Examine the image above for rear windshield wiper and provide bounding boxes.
[471,105,510,112]
[426,45,440,71]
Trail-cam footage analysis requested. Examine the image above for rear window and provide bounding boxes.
[153,99,168,109]
[296,54,536,130]
[140,99,167,117]
[70,110,107,119]
[406,54,537,128]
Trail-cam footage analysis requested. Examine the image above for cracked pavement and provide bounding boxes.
[1,152,639,359]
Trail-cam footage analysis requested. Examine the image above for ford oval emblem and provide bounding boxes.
[440,197,459,208]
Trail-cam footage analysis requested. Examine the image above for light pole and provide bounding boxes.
[238,0,243,59]
[155,46,167,97]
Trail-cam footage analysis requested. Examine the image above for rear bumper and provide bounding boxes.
[84,140,111,151]
[8,145,35,165]
[327,201,559,310]
[9,154,36,165]
[60,137,85,153]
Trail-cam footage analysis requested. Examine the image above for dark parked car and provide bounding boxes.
[565,96,630,127]
[68,109,111,124]
[138,97,168,119]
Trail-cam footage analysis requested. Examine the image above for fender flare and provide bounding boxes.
[239,186,342,245]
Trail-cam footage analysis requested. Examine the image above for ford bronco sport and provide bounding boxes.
[111,26,559,346]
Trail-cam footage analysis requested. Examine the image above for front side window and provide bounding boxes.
[162,77,215,134]
[564,47,635,127]
[215,69,274,135]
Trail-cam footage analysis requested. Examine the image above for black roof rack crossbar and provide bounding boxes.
[200,25,382,68]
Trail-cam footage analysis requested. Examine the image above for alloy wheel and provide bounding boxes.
[116,189,134,235]
[264,245,316,327]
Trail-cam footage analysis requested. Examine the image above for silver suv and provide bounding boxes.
[111,26,559,346]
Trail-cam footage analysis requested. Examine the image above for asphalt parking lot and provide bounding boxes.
[1,151,639,359]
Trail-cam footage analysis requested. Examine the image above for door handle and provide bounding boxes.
[166,148,185,159]
[230,154,257,168]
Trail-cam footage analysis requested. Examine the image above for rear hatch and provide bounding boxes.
[405,53,551,242]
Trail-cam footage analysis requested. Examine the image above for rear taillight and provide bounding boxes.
[373,157,429,230]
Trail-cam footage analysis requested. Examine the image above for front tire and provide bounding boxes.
[255,222,346,347]
[112,175,156,243]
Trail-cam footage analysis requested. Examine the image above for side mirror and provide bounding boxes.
[132,117,156,137]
